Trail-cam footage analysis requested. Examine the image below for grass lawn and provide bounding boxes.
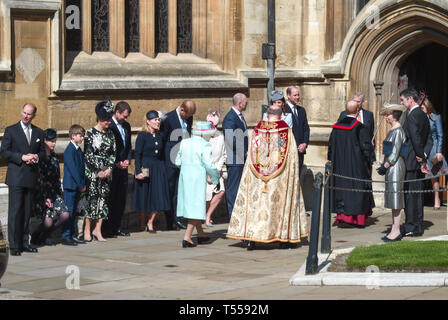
[346,241,448,270]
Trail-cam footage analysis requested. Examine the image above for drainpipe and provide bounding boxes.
[262,0,276,115]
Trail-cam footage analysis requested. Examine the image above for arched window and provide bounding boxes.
[65,0,82,52]
[126,0,140,52]
[177,0,192,53]
[155,0,169,53]
[357,0,371,14]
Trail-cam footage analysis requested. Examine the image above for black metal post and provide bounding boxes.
[321,161,332,254]
[262,0,276,106]
[305,172,323,275]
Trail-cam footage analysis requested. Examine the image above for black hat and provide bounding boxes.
[44,128,57,140]
[146,110,160,120]
[95,100,114,121]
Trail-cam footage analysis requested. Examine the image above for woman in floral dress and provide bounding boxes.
[31,129,70,246]
[83,101,116,242]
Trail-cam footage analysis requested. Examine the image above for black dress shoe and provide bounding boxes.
[61,238,78,246]
[402,231,422,238]
[175,221,187,230]
[247,241,255,251]
[145,226,157,234]
[182,240,197,248]
[71,237,86,244]
[116,230,130,237]
[197,236,210,244]
[10,249,21,256]
[22,245,38,253]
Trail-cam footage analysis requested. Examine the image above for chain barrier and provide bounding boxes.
[324,185,448,194]
[328,171,448,184]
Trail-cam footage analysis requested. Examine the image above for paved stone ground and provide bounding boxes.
[1,206,447,300]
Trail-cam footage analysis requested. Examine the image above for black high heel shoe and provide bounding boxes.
[383,234,403,242]
[145,226,157,234]
[182,240,197,248]
[197,236,210,244]
[247,241,255,251]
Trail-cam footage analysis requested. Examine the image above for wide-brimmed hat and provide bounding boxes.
[379,103,406,115]
[192,121,217,137]
[95,100,114,120]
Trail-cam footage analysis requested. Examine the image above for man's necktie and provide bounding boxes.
[293,105,298,119]
[25,126,31,145]
[118,124,125,145]
[240,113,247,130]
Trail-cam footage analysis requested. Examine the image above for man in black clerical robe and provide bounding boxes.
[328,101,372,227]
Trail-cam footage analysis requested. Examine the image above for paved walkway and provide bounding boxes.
[1,207,447,300]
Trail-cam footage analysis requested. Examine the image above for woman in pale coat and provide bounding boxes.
[176,121,219,248]
[205,112,226,227]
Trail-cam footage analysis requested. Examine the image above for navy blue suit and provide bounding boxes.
[222,108,248,218]
[0,121,45,251]
[103,119,132,236]
[161,109,193,228]
[285,103,310,172]
[62,142,85,240]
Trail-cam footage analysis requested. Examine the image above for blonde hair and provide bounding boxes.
[142,115,160,133]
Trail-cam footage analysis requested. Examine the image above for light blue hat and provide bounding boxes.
[192,121,217,136]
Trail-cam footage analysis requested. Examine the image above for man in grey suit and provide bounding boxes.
[0,103,45,256]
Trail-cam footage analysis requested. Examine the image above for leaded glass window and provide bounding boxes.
[155,0,169,53]
[126,0,140,52]
[66,0,82,51]
[177,0,192,53]
[92,0,110,51]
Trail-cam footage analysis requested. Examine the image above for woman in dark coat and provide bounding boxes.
[133,110,170,233]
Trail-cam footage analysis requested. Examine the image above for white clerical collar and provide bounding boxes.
[347,114,357,118]
[409,104,420,114]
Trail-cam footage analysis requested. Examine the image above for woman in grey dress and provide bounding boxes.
[379,104,406,242]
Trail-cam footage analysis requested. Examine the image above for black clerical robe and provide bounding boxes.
[328,117,372,218]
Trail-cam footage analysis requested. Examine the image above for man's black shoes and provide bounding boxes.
[116,230,130,237]
[71,237,86,244]
[175,221,187,230]
[22,244,38,253]
[61,238,78,246]
[402,231,423,238]
[10,249,21,256]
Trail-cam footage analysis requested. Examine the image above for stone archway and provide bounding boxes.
[341,0,448,159]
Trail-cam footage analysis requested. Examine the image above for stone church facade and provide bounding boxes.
[1,0,447,195]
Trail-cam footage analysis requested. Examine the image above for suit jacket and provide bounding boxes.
[285,103,310,150]
[338,108,376,163]
[161,109,193,168]
[109,118,132,164]
[62,142,85,191]
[222,108,248,167]
[402,107,430,171]
[0,122,45,188]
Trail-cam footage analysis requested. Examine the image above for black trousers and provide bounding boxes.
[103,168,128,235]
[166,166,180,228]
[404,170,424,234]
[8,186,34,250]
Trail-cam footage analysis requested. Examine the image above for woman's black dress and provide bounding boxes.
[132,131,171,212]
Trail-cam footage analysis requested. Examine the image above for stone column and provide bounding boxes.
[110,0,126,58]
[82,0,92,54]
[192,0,207,57]
[140,0,155,58]
[373,80,384,158]
[168,0,177,55]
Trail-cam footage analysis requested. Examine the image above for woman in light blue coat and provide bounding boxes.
[421,98,448,210]
[176,121,220,248]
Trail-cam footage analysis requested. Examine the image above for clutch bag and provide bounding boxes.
[382,141,393,155]
[141,168,150,178]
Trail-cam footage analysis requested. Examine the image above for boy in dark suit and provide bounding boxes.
[0,103,45,256]
[62,125,86,245]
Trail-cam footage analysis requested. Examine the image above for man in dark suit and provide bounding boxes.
[0,103,45,256]
[400,88,430,237]
[222,93,249,218]
[338,92,376,212]
[103,101,133,238]
[161,100,196,230]
[285,86,310,173]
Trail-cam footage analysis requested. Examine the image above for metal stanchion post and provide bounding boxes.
[321,162,332,254]
[305,172,323,275]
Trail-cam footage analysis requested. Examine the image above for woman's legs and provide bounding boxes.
[146,211,157,230]
[183,220,195,244]
[84,217,92,240]
[387,209,402,239]
[194,219,207,238]
[92,219,106,241]
[205,191,225,225]
[54,211,69,228]
[432,178,441,210]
